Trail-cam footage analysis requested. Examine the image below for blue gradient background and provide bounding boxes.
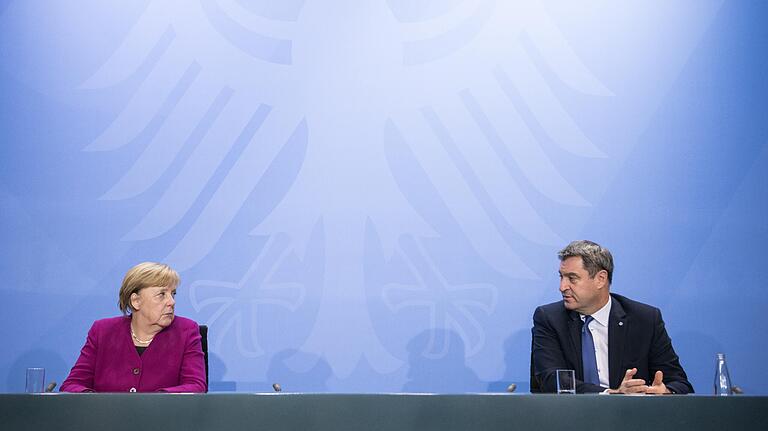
[1,0,766,394]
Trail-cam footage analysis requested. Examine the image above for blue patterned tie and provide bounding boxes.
[581,315,600,386]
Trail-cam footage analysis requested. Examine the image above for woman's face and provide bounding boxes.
[131,285,176,328]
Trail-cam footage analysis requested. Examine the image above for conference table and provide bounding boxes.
[2,393,766,430]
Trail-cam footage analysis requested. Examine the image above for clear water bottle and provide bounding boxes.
[714,353,732,396]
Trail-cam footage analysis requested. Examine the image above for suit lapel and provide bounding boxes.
[567,310,583,380]
[608,296,627,389]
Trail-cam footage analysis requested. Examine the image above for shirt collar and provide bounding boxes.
[581,296,612,327]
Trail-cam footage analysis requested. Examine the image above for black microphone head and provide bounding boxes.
[272,383,282,392]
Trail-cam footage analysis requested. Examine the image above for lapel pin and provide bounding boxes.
[618,322,624,326]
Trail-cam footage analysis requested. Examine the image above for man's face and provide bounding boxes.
[558,256,608,315]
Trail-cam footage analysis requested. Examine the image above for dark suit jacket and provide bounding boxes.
[532,293,693,394]
[61,315,207,393]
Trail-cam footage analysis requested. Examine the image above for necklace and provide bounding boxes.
[131,329,153,345]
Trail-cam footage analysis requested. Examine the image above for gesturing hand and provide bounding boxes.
[607,368,649,394]
[645,370,671,394]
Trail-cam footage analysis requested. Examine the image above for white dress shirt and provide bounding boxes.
[581,298,612,389]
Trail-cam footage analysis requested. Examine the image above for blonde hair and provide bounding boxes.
[118,262,180,315]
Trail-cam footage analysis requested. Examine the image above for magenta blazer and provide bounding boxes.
[61,315,207,393]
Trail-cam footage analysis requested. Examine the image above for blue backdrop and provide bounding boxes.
[1,0,766,394]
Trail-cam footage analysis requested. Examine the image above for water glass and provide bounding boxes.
[556,369,576,394]
[25,368,45,393]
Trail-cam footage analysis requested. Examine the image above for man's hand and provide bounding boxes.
[645,370,671,394]
[607,368,649,394]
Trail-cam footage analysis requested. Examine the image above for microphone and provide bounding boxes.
[732,385,744,394]
[506,383,517,393]
[272,383,282,392]
[45,382,57,392]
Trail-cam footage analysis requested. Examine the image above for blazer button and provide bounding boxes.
[132,368,140,375]
[129,387,136,393]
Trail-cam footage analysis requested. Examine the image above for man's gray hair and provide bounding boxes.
[558,240,613,284]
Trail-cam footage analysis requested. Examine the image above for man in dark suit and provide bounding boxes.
[531,240,693,394]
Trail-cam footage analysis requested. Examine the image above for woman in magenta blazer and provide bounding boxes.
[61,262,207,393]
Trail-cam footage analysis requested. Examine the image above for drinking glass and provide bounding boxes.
[556,369,576,394]
[25,368,45,393]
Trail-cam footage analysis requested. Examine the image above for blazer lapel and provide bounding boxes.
[567,310,583,380]
[608,296,627,389]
